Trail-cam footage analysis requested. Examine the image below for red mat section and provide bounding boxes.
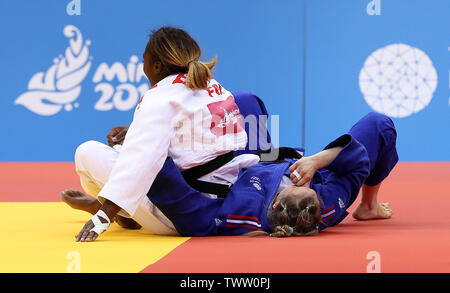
[0,162,82,201]
[141,162,450,273]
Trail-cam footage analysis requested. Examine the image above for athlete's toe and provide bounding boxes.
[378,203,392,218]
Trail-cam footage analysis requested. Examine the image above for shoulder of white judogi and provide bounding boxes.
[136,74,189,112]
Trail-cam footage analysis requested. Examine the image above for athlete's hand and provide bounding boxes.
[289,156,318,187]
[106,125,129,147]
[75,219,99,242]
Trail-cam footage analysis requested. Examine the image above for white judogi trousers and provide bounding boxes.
[75,140,260,236]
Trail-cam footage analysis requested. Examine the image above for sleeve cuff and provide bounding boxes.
[324,134,368,175]
[323,134,351,151]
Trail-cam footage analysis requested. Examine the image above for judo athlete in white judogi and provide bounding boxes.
[71,72,261,240]
[63,26,275,241]
[67,89,271,236]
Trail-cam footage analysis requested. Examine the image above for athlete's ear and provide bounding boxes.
[153,60,163,74]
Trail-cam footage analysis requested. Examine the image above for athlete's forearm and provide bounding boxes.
[310,146,344,170]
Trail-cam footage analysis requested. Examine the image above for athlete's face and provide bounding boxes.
[143,52,164,86]
[272,185,319,210]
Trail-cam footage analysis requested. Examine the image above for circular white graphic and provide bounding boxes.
[359,43,438,118]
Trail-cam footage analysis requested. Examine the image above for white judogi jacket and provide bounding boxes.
[98,74,253,217]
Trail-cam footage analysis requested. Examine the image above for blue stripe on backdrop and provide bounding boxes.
[0,0,305,161]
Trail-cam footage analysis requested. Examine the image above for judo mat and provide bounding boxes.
[1,162,449,273]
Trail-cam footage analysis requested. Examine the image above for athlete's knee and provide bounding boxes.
[365,112,390,124]
[366,112,396,135]
[367,113,398,155]
[375,113,397,143]
[74,140,105,166]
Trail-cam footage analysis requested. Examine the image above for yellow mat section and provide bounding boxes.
[0,202,189,273]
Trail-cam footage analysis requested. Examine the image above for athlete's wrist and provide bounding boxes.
[309,153,326,171]
[100,199,122,223]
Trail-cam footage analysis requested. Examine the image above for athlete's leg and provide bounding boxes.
[347,112,398,220]
[75,140,119,195]
[61,141,146,229]
[61,140,118,213]
[64,140,180,234]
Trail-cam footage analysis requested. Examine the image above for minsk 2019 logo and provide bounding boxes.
[15,25,92,116]
[359,43,438,118]
[14,25,148,116]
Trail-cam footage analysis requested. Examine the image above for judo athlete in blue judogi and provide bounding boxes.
[147,112,399,237]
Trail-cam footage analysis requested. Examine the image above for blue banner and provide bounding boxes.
[1,0,449,161]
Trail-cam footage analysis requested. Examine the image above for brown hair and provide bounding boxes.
[145,26,217,89]
[267,194,322,237]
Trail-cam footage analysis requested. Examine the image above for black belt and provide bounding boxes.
[181,147,303,198]
[181,152,235,198]
[254,147,303,162]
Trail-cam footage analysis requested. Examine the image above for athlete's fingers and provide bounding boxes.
[106,126,124,146]
[299,180,311,188]
[76,220,94,242]
[75,229,84,242]
[290,160,303,172]
[114,128,128,143]
[80,229,89,242]
[106,131,120,146]
[107,126,121,139]
[272,201,279,210]
[293,168,308,185]
[289,159,301,173]
[107,138,114,147]
[289,161,298,173]
[297,175,311,187]
[290,168,302,184]
[77,229,88,242]
[85,231,97,242]
[290,172,299,184]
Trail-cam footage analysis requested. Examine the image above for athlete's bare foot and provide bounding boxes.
[61,189,142,229]
[61,189,101,215]
[352,202,392,220]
